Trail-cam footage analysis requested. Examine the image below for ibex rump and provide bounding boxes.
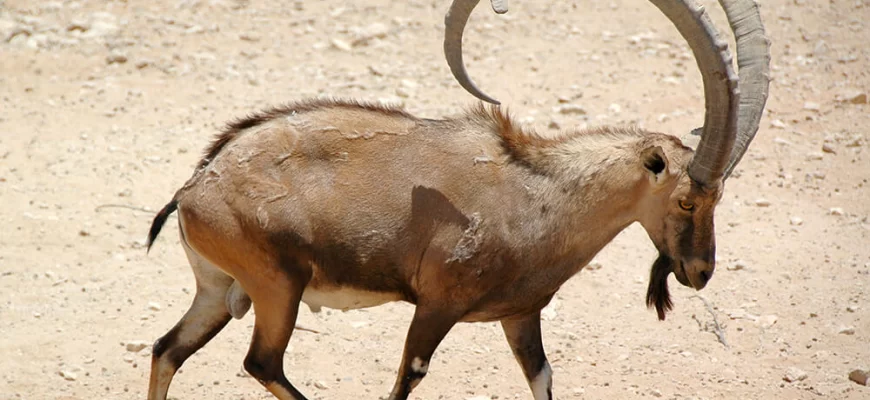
[145,0,769,399]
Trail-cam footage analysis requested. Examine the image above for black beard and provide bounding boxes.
[646,253,674,321]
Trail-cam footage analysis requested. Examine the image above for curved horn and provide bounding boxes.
[649,0,740,185]
[720,0,771,179]
[444,0,501,104]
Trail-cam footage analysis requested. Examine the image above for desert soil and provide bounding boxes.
[1,0,868,399]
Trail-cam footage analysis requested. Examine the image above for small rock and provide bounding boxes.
[846,305,858,313]
[784,367,808,382]
[585,261,602,270]
[770,119,787,129]
[789,216,803,226]
[125,340,150,352]
[313,380,329,390]
[650,389,663,398]
[147,302,161,311]
[608,103,621,114]
[758,314,778,328]
[803,101,821,111]
[239,33,260,42]
[353,22,389,45]
[828,207,845,216]
[773,137,793,146]
[821,143,836,154]
[806,152,824,161]
[755,198,771,207]
[106,51,127,65]
[555,104,587,115]
[849,369,869,386]
[59,370,77,381]
[727,260,746,271]
[466,397,491,400]
[838,326,856,335]
[330,38,352,51]
[839,90,868,104]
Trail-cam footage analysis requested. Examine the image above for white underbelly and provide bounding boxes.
[301,285,403,313]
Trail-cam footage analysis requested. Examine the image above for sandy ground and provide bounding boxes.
[1,0,868,399]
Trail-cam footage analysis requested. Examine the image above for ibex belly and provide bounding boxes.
[300,285,403,313]
[300,263,405,313]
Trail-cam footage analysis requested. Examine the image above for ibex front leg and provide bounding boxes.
[387,305,463,400]
[501,311,553,400]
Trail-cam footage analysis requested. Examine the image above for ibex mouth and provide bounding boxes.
[673,259,691,287]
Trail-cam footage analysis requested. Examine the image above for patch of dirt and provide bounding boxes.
[0,0,867,399]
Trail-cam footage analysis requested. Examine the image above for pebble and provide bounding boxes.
[608,103,621,114]
[803,101,820,111]
[849,369,869,386]
[106,51,128,64]
[727,260,746,271]
[821,143,836,153]
[806,152,824,161]
[846,305,858,313]
[147,302,161,311]
[828,207,845,216]
[330,38,352,51]
[758,314,778,328]
[838,326,855,335]
[839,90,868,104]
[313,380,329,390]
[770,119,787,129]
[555,104,588,115]
[125,340,150,352]
[59,370,77,381]
[755,198,771,207]
[650,389,663,397]
[789,216,803,226]
[466,397,491,400]
[784,367,808,382]
[585,261,603,270]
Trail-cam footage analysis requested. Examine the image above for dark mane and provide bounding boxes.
[197,98,417,169]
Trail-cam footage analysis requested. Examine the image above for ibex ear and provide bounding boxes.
[641,145,670,186]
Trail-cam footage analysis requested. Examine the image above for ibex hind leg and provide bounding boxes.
[241,257,311,400]
[148,240,234,400]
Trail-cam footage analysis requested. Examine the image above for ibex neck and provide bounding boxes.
[523,131,647,267]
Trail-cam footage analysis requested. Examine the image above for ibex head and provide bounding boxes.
[444,0,770,319]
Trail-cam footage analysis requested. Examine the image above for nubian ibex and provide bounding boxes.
[145,0,769,399]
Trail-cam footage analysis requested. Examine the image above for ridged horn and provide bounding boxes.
[720,0,771,179]
[649,0,739,185]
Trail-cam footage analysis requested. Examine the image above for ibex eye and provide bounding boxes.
[679,200,694,211]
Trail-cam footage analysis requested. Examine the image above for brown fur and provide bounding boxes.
[198,98,419,169]
[146,99,723,400]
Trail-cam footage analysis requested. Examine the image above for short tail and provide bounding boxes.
[146,199,179,253]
